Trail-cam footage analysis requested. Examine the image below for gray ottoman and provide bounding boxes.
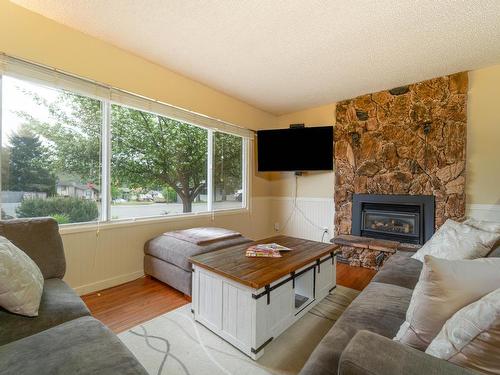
[144,228,252,295]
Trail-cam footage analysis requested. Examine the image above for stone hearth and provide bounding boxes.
[333,72,467,268]
[333,235,420,269]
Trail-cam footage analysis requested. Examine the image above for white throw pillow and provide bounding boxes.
[412,219,500,262]
[463,217,500,234]
[426,288,500,375]
[0,236,44,316]
[394,256,500,351]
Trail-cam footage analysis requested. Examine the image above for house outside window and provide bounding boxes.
[1,76,101,224]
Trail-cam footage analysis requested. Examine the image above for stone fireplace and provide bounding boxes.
[333,72,467,269]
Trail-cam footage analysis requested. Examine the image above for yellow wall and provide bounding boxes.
[467,64,500,205]
[270,104,336,198]
[0,0,274,294]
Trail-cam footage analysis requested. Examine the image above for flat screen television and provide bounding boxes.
[257,126,334,172]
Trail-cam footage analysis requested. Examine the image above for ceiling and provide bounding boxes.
[11,0,500,115]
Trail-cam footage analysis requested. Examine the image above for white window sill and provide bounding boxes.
[58,207,250,235]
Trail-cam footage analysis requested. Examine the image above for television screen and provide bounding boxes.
[257,126,334,172]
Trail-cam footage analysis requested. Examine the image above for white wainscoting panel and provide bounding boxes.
[466,204,500,222]
[63,197,274,295]
[270,196,334,243]
[269,201,500,243]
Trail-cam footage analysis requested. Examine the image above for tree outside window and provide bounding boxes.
[1,75,245,224]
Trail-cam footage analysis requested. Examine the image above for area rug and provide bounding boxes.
[119,285,359,375]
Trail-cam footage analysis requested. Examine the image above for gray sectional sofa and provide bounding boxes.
[0,218,147,375]
[300,248,500,375]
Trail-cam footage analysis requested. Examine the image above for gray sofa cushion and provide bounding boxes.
[339,330,478,375]
[0,278,90,345]
[145,234,252,272]
[371,251,423,289]
[299,282,413,375]
[0,218,65,279]
[0,316,147,375]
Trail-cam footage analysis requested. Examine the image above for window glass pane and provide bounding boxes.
[1,76,101,224]
[213,132,244,210]
[110,104,208,219]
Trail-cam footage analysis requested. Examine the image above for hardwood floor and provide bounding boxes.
[336,262,377,291]
[82,264,376,333]
[82,276,190,333]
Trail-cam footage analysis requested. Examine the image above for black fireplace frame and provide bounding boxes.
[351,194,435,244]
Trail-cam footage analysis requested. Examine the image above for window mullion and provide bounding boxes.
[101,100,111,222]
[242,138,249,209]
[207,129,214,212]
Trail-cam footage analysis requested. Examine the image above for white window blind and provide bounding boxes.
[0,54,110,100]
[0,53,254,138]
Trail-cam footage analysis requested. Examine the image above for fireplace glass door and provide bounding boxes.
[362,210,420,240]
[352,194,434,245]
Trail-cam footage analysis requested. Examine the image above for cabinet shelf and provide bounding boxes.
[294,293,309,309]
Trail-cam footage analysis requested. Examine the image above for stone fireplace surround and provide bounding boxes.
[333,72,467,269]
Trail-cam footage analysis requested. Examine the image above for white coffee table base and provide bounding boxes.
[192,254,336,359]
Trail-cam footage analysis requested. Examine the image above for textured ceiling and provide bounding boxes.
[11,0,500,115]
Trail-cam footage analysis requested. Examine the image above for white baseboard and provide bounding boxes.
[71,270,144,296]
[466,204,500,222]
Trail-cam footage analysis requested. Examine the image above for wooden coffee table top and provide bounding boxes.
[189,235,338,289]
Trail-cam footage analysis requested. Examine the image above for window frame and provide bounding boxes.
[0,58,250,228]
[105,101,248,222]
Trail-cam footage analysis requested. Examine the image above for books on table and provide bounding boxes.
[245,243,292,258]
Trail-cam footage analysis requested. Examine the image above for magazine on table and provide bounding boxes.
[245,243,291,258]
[254,243,292,251]
[245,247,281,258]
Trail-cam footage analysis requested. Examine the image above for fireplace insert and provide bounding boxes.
[352,194,435,245]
